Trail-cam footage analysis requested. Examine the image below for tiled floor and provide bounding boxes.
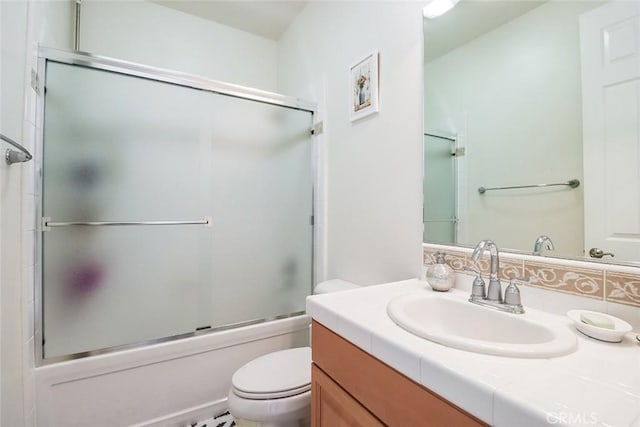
[189,410,236,427]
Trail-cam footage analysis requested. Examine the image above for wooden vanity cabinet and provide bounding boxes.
[311,321,487,427]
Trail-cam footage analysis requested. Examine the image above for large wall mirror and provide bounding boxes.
[423,0,640,265]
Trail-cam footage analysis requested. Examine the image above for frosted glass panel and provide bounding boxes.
[205,95,313,325]
[43,63,211,223]
[424,221,455,244]
[42,227,212,357]
[423,135,455,244]
[42,61,313,358]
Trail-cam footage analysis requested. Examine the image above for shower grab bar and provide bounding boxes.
[42,216,211,230]
[1,132,33,164]
[478,179,580,194]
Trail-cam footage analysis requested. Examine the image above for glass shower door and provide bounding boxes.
[423,134,457,244]
[204,95,313,326]
[41,60,313,359]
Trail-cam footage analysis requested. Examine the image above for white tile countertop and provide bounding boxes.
[306,279,640,427]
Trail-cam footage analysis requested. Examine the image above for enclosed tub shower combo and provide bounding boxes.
[36,48,316,364]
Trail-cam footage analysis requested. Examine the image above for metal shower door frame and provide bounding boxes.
[34,47,318,365]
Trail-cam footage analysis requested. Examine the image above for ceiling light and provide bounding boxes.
[423,0,460,19]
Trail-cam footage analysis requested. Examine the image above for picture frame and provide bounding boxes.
[349,52,379,122]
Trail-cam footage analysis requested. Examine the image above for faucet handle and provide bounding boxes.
[464,267,486,300]
[504,276,527,310]
[533,235,555,255]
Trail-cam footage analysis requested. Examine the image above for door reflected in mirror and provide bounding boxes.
[423,0,640,265]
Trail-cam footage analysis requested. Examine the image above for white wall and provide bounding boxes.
[79,0,279,92]
[278,1,425,285]
[424,2,597,257]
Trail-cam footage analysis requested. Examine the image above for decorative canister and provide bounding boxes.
[426,251,455,291]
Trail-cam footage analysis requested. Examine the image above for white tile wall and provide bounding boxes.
[20,175,36,414]
[21,81,38,427]
[25,409,36,427]
[2,0,29,424]
[2,1,74,424]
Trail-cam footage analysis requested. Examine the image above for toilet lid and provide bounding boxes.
[232,347,311,399]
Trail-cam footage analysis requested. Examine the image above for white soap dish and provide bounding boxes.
[567,310,632,343]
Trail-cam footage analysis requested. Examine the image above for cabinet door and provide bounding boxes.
[312,321,486,427]
[312,364,384,427]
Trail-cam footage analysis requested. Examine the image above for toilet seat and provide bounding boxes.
[233,382,311,400]
[231,347,311,400]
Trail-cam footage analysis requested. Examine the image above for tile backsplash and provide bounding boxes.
[423,243,640,309]
[605,271,640,307]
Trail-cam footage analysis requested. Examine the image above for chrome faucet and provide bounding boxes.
[533,235,555,255]
[471,239,502,302]
[469,240,525,314]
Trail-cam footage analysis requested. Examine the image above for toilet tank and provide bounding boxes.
[314,279,360,294]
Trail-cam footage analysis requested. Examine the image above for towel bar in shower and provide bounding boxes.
[424,131,457,142]
[478,179,580,194]
[42,216,212,230]
[1,132,33,164]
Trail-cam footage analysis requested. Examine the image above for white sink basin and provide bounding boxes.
[387,292,577,358]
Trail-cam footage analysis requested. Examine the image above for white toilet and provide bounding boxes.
[227,279,360,427]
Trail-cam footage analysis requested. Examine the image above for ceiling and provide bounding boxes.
[151,0,545,56]
[424,0,546,62]
[151,1,309,40]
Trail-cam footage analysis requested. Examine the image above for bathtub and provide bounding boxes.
[35,315,311,427]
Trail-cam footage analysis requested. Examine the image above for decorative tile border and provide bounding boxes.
[469,257,523,282]
[423,244,640,307]
[605,271,640,307]
[423,248,466,272]
[425,247,523,280]
[523,261,604,300]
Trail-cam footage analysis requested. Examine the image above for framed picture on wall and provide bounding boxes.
[349,52,379,121]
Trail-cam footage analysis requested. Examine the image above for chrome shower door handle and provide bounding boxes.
[588,248,615,258]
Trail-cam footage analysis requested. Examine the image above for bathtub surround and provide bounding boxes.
[36,317,309,426]
[1,3,29,425]
[4,1,298,425]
